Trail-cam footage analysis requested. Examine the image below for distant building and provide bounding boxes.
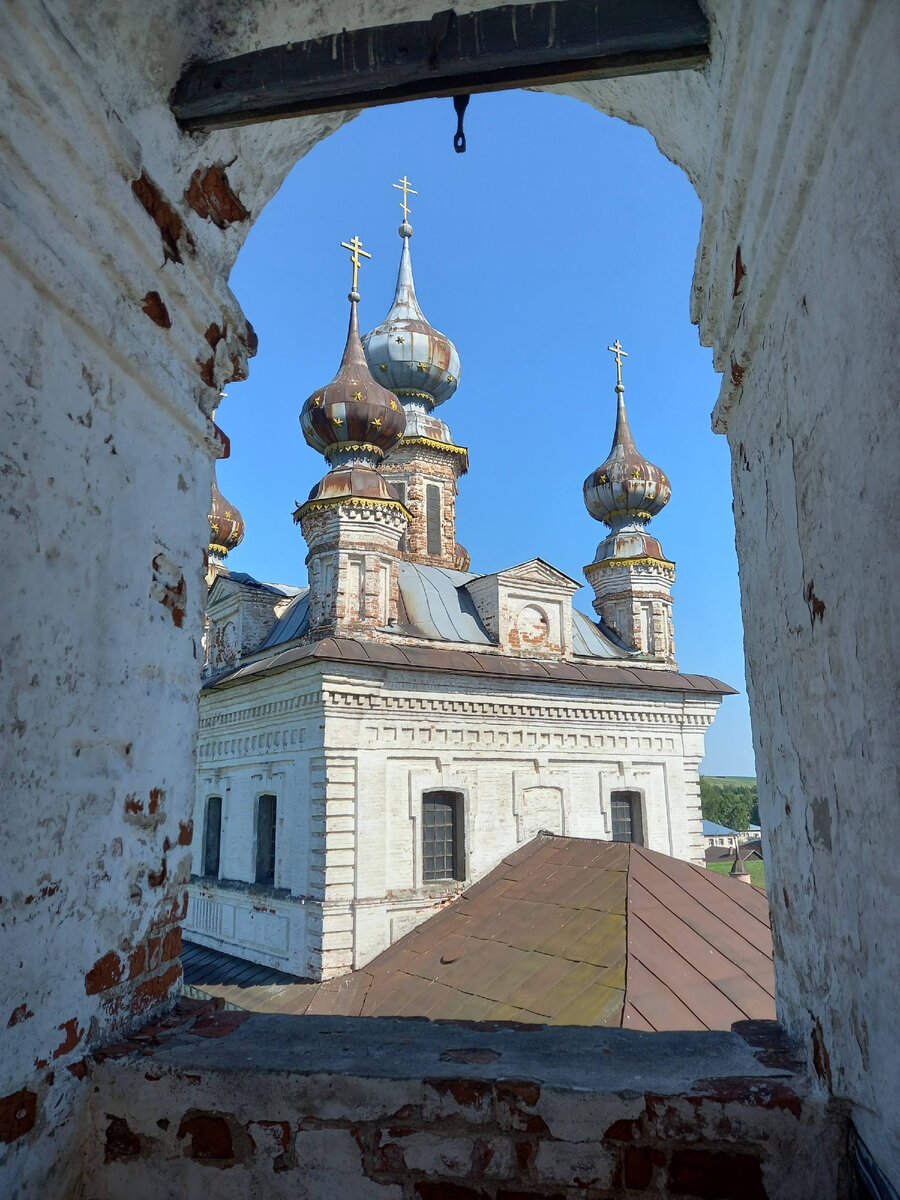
[188,201,733,981]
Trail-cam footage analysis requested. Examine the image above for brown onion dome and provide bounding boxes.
[208,477,245,559]
[300,294,406,468]
[584,391,670,526]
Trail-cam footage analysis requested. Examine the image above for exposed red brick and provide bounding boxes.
[690,1077,802,1119]
[495,1081,548,1134]
[514,1140,533,1171]
[67,1059,89,1080]
[185,164,250,229]
[189,1009,249,1039]
[733,245,747,297]
[198,355,216,389]
[148,788,163,814]
[129,946,146,980]
[131,172,194,265]
[204,322,225,350]
[147,936,163,970]
[147,859,167,889]
[124,794,143,815]
[425,1077,491,1109]
[811,1018,833,1090]
[415,1185,491,1200]
[8,1003,33,1026]
[85,951,124,995]
[105,1115,141,1162]
[52,1017,84,1059]
[0,1090,37,1143]
[731,355,745,387]
[177,820,193,846]
[604,1117,639,1142]
[177,1111,250,1166]
[375,1132,407,1173]
[132,963,182,1014]
[141,291,171,328]
[669,1149,765,1200]
[623,1145,664,1188]
[162,927,182,962]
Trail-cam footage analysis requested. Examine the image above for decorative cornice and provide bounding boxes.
[585,556,676,573]
[295,496,411,521]
[394,435,469,470]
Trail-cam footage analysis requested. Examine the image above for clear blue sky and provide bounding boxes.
[221,89,755,777]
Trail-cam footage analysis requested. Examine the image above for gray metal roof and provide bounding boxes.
[240,561,629,663]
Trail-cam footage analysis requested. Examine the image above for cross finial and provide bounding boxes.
[340,234,371,294]
[607,339,629,390]
[393,175,418,224]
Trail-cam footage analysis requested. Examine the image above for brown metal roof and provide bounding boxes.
[184,835,773,1029]
[210,636,737,695]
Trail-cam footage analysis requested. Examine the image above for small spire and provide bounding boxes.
[340,234,371,300]
[393,175,417,237]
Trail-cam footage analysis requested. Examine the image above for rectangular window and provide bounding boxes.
[423,792,463,882]
[426,484,441,557]
[203,796,222,877]
[256,794,277,885]
[610,790,644,844]
[394,481,408,552]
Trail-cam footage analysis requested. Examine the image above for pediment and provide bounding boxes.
[496,558,580,592]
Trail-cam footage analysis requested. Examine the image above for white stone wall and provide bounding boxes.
[3,0,898,1192]
[189,658,719,976]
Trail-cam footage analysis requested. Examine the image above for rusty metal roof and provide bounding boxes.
[185,835,773,1029]
[208,634,736,695]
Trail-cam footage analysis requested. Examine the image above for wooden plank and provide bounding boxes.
[173,0,709,132]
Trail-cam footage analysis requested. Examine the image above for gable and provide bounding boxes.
[495,558,581,591]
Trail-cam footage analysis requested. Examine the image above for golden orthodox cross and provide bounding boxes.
[340,235,371,292]
[393,175,418,223]
[607,339,628,388]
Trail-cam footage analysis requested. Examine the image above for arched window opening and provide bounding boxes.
[256,793,277,885]
[425,484,441,557]
[423,791,464,882]
[203,795,222,877]
[610,790,644,845]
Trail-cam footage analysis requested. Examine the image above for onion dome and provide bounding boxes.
[362,218,460,412]
[208,477,245,559]
[300,288,406,469]
[584,342,671,562]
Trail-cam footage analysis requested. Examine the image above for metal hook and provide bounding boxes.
[453,94,469,153]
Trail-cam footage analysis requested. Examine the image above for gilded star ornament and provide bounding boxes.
[379,364,387,372]
[396,336,405,344]
[389,399,400,411]
[352,391,363,401]
[598,473,607,484]
[447,374,454,383]
[631,468,641,478]
[417,361,427,372]
[372,418,382,428]
[332,417,344,426]
[312,395,323,407]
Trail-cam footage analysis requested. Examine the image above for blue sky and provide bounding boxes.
[221,89,755,777]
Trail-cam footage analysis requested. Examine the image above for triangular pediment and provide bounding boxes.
[495,558,580,591]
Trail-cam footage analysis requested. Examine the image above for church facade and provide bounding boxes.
[187,192,733,980]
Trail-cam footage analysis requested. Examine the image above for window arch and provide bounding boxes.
[609,790,644,845]
[202,796,222,877]
[422,791,464,882]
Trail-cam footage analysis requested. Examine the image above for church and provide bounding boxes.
[188,184,733,981]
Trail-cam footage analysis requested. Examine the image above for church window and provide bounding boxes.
[255,794,277,885]
[426,484,441,556]
[422,792,464,882]
[203,796,222,877]
[610,790,644,844]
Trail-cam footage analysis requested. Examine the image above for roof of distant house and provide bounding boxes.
[702,820,739,838]
[183,833,775,1030]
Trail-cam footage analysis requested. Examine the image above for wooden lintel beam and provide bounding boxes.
[172,1,709,133]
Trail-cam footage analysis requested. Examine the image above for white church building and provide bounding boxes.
[188,197,733,980]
